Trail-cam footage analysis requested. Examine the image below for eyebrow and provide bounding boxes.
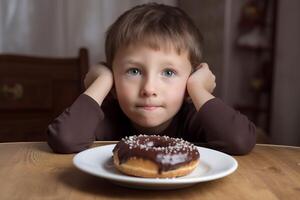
[126,59,179,67]
[122,59,143,66]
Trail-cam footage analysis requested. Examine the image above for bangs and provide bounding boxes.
[122,30,189,55]
[105,3,203,68]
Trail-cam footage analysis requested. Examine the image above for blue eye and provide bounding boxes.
[127,68,141,76]
[162,69,176,77]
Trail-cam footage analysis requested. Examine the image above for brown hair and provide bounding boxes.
[105,3,203,69]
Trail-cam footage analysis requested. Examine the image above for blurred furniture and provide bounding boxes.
[235,0,277,133]
[0,48,89,142]
[0,142,299,199]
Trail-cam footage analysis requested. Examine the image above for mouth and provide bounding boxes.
[136,105,162,111]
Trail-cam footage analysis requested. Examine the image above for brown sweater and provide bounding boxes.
[47,94,256,155]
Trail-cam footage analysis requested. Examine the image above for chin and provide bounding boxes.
[136,121,162,128]
[133,118,164,128]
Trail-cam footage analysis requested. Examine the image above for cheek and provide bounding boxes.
[115,81,126,99]
[114,79,136,102]
[164,80,187,102]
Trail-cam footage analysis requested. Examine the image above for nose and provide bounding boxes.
[140,75,157,97]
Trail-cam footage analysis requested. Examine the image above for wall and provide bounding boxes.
[178,0,225,98]
[0,0,177,65]
[179,0,259,106]
[270,0,300,146]
[180,0,300,146]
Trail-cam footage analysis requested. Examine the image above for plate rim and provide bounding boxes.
[73,144,238,185]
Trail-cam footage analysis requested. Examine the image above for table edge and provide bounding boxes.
[0,141,299,149]
[0,141,118,145]
[256,143,300,149]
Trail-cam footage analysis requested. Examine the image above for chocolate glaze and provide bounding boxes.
[113,135,200,173]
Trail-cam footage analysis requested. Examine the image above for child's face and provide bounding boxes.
[112,43,192,128]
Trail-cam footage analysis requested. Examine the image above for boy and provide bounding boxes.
[47,3,256,154]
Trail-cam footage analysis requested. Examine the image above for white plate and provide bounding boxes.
[73,144,238,190]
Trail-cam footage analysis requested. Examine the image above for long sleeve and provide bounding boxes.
[47,94,104,153]
[185,98,256,155]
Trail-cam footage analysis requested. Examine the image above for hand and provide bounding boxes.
[186,63,216,110]
[187,63,216,94]
[84,63,113,89]
[84,63,114,105]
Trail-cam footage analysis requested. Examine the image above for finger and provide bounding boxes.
[196,62,208,70]
[193,64,202,72]
[200,63,208,69]
[212,74,216,81]
[212,82,216,92]
[209,84,215,93]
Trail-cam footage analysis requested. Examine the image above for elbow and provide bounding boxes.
[47,136,79,154]
[229,122,257,155]
[229,136,256,155]
[47,125,89,154]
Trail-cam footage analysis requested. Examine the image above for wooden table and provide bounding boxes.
[0,142,299,200]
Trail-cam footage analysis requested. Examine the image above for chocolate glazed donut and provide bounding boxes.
[113,135,200,178]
